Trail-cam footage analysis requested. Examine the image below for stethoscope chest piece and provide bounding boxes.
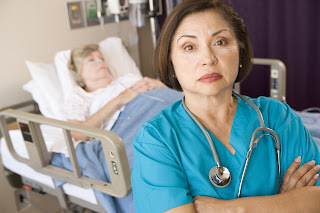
[209,166,231,187]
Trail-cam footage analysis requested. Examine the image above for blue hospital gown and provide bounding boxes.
[131,94,320,213]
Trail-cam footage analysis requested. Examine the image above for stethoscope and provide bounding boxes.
[182,91,281,198]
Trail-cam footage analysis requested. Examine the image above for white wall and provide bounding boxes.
[0,0,153,109]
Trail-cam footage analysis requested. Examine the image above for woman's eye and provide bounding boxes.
[184,45,194,51]
[215,39,227,46]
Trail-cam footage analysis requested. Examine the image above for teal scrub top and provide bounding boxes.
[131,95,320,213]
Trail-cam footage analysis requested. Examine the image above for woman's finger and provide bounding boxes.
[306,173,319,186]
[130,79,148,89]
[130,83,151,94]
[284,160,316,191]
[279,156,302,193]
[282,156,302,185]
[295,165,320,188]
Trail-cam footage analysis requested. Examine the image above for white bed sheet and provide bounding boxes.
[0,129,98,205]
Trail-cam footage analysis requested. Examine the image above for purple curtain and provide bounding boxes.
[230,0,320,110]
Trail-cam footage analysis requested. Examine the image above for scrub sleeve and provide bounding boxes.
[276,109,320,186]
[132,123,193,213]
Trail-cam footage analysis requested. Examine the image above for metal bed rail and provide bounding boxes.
[235,58,287,103]
[0,109,131,199]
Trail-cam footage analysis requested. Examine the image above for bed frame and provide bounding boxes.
[0,58,286,212]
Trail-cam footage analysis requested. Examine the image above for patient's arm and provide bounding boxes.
[69,78,167,141]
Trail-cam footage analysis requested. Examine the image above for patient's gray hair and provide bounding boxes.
[68,44,99,87]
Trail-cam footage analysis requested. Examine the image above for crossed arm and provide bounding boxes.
[69,77,167,141]
[166,157,320,213]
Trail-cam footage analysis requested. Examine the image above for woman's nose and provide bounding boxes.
[96,58,104,64]
[200,47,217,66]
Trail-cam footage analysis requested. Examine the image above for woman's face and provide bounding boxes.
[170,10,240,99]
[80,50,111,83]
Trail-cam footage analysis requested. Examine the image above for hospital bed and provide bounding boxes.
[0,107,130,213]
[1,39,319,212]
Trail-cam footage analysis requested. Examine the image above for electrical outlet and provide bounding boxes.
[14,188,30,211]
[84,0,100,26]
[66,1,85,29]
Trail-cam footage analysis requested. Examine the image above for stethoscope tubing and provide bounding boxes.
[182,97,221,167]
[182,91,281,198]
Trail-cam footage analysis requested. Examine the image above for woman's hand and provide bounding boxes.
[117,77,167,106]
[194,196,239,213]
[279,156,320,194]
[193,196,221,213]
[117,79,153,106]
[142,77,168,89]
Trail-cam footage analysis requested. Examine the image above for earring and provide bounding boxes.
[239,64,243,68]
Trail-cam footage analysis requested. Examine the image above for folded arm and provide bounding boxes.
[167,158,320,213]
[166,186,320,213]
[194,186,320,213]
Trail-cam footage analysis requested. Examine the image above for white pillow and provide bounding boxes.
[54,49,76,94]
[54,37,142,97]
[23,80,54,118]
[24,61,64,120]
[99,37,141,79]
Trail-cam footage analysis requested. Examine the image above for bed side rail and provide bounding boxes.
[235,58,287,102]
[0,109,131,198]
[0,100,39,132]
[0,100,39,113]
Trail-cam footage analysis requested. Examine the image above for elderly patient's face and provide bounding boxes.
[81,50,111,83]
[171,10,240,98]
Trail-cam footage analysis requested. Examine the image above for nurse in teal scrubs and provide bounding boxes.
[131,0,320,212]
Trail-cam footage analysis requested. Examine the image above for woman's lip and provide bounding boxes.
[99,66,107,70]
[198,73,222,82]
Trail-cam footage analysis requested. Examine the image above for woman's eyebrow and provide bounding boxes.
[177,35,196,43]
[212,29,230,37]
[177,28,230,42]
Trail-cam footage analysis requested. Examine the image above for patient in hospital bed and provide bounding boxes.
[64,43,167,141]
[42,40,183,213]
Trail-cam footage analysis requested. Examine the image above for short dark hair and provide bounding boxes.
[153,0,253,91]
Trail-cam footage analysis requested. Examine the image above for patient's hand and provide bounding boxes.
[117,79,153,106]
[142,77,168,89]
[279,156,320,194]
[117,77,167,106]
